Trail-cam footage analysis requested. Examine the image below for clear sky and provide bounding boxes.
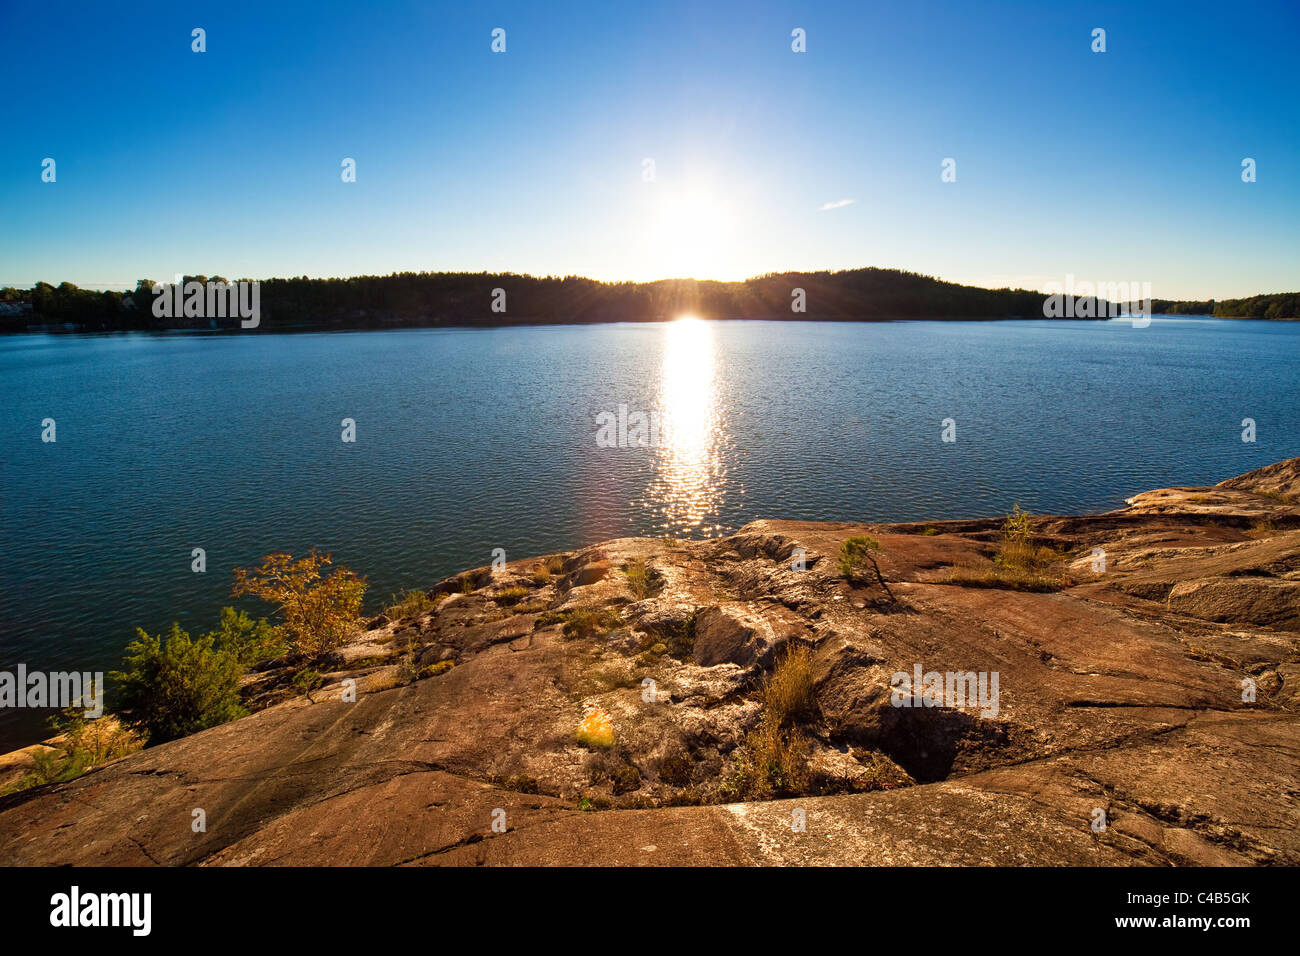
[2,0,1297,298]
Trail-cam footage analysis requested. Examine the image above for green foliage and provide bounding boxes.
[838,536,896,601]
[209,606,283,666]
[1001,503,1033,542]
[494,586,529,606]
[838,535,879,577]
[110,624,247,744]
[1153,293,1300,320]
[422,660,455,678]
[994,505,1065,577]
[291,668,323,694]
[22,746,86,788]
[560,606,623,639]
[1,694,144,795]
[533,609,568,628]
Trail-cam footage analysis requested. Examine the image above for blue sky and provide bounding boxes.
[1,0,1297,298]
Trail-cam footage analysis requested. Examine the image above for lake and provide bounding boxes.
[2,316,1298,749]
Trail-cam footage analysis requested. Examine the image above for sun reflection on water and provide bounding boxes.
[638,317,730,536]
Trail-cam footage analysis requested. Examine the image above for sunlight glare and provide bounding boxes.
[643,316,726,534]
[645,189,739,279]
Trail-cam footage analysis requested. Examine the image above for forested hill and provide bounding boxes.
[1152,293,1300,321]
[2,268,1295,332]
[0,269,1068,331]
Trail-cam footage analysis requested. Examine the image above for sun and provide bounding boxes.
[659,190,722,237]
[642,187,739,279]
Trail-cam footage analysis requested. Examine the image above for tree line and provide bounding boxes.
[1152,293,1300,320]
[2,269,1296,332]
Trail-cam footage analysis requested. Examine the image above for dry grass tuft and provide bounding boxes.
[494,585,529,606]
[722,712,811,801]
[560,606,623,640]
[719,644,821,800]
[383,589,438,619]
[944,505,1071,592]
[764,644,816,726]
[1245,518,1278,539]
[622,558,656,599]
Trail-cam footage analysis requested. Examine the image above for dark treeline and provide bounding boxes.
[0,269,1060,332]
[2,269,1296,332]
[1152,293,1300,320]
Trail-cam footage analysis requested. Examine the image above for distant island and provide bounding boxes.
[2,268,1297,333]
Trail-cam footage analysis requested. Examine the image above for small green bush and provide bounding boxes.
[210,606,283,666]
[562,606,623,639]
[1,699,143,795]
[1002,503,1033,542]
[838,536,895,601]
[495,586,529,606]
[292,667,323,694]
[111,624,247,744]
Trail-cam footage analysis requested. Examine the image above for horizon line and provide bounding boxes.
[6,266,1297,303]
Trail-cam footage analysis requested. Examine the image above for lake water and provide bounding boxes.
[2,316,1298,748]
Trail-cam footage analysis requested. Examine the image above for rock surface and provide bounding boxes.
[1,459,1298,866]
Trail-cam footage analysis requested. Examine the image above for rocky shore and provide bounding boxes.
[2,458,1298,866]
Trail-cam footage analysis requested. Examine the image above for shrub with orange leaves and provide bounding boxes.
[232,550,366,659]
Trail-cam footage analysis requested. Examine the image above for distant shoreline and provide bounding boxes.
[5,268,1296,334]
[6,313,1298,337]
[5,313,1118,335]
